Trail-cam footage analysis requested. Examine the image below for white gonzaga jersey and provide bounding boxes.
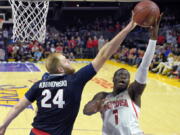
[101,90,144,135]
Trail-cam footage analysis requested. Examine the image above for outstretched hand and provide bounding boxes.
[150,13,163,40]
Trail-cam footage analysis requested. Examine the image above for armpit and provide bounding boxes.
[128,80,146,97]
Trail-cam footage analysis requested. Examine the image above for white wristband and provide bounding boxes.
[149,39,157,45]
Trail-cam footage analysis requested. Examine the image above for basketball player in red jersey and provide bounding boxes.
[83,14,163,135]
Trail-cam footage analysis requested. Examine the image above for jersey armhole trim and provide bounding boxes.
[131,100,138,119]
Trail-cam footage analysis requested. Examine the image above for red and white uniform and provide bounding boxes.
[101,39,157,135]
[101,91,143,135]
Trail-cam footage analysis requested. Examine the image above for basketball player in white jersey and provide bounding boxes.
[83,15,163,135]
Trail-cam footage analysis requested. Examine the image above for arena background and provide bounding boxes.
[0,0,180,135]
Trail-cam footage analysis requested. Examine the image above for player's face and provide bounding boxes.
[59,55,75,74]
[113,69,130,93]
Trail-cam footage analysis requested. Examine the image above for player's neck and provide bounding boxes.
[112,89,126,96]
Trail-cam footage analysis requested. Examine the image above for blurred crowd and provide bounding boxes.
[0,10,179,79]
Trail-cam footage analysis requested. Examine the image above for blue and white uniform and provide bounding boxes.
[26,63,96,135]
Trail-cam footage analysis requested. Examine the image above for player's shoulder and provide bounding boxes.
[128,80,146,99]
[129,80,146,88]
[42,72,50,80]
[31,80,42,88]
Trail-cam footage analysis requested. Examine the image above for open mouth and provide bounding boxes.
[118,81,125,85]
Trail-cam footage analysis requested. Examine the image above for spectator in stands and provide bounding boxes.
[127,48,137,65]
[98,35,105,51]
[86,37,94,58]
[0,47,5,61]
[17,44,25,61]
[75,36,83,58]
[63,36,69,47]
[69,52,75,61]
[135,49,144,66]
[32,42,43,62]
[50,44,56,53]
[92,36,98,58]
[177,34,180,46]
[157,35,165,45]
[55,43,63,53]
[175,65,180,79]
[12,44,19,59]
[119,47,129,63]
[28,41,34,51]
[149,53,164,71]
[2,28,8,40]
[63,46,70,59]
[163,56,180,76]
[164,44,172,58]
[7,44,13,58]
[68,36,77,53]
[24,43,32,61]
[152,53,174,74]
[112,48,121,62]
[166,30,174,44]
[44,43,51,58]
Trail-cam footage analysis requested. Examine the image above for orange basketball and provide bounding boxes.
[133,0,160,27]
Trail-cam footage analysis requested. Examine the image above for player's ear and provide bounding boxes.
[57,67,64,74]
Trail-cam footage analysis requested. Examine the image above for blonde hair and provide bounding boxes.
[46,53,63,74]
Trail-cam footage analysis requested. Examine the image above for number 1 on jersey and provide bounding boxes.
[113,109,119,125]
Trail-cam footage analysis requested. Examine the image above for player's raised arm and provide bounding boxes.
[0,97,31,135]
[83,92,108,115]
[92,13,137,72]
[128,14,163,106]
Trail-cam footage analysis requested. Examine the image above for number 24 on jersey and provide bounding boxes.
[41,89,65,108]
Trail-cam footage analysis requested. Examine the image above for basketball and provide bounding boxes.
[133,0,160,27]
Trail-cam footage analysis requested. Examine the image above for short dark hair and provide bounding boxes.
[113,68,130,82]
